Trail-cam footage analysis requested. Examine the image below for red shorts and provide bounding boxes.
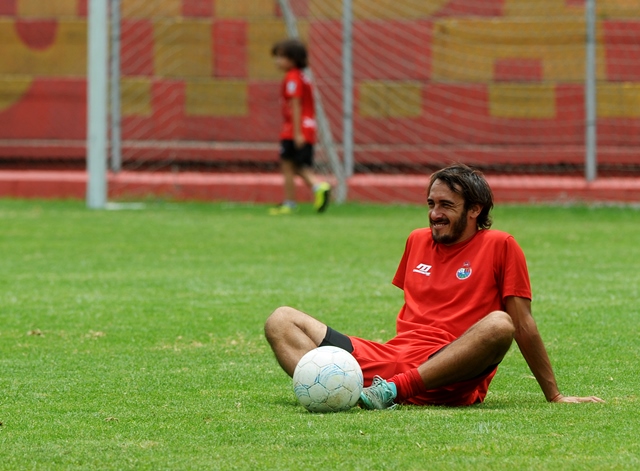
[349,333,497,407]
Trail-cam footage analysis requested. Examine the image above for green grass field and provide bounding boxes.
[1,199,639,470]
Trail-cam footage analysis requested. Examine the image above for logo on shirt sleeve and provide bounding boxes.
[412,263,432,276]
[456,261,472,280]
[302,117,316,129]
[286,81,297,94]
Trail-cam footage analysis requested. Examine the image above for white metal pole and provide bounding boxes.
[278,0,299,38]
[110,0,122,173]
[585,0,597,181]
[87,0,109,208]
[342,0,354,178]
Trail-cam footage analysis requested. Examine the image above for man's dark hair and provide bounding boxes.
[271,39,308,69]
[428,164,494,230]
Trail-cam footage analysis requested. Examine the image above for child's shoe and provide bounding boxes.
[269,204,297,216]
[314,182,331,213]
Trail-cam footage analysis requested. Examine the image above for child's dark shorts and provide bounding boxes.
[280,139,314,167]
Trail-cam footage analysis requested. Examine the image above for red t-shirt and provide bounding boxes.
[392,228,532,342]
[280,68,316,144]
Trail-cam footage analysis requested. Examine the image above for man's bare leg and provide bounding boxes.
[360,311,515,409]
[416,310,515,389]
[264,306,328,376]
[418,311,515,389]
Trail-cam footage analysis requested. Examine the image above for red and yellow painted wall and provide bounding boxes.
[0,0,639,167]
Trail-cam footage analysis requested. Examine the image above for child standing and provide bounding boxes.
[269,39,331,215]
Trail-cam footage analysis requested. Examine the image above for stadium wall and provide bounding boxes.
[0,0,639,175]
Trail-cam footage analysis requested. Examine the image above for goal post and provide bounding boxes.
[585,0,598,182]
[86,0,108,209]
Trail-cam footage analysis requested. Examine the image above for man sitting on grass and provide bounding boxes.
[264,164,604,408]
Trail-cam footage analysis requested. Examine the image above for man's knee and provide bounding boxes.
[264,307,328,348]
[264,306,294,340]
[484,310,515,343]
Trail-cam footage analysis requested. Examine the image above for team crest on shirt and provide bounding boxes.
[456,261,472,280]
[286,81,297,94]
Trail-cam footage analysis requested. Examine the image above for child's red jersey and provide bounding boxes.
[392,228,532,342]
[280,68,316,144]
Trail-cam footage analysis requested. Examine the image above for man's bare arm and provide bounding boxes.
[504,296,604,403]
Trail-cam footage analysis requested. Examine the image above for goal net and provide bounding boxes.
[300,0,640,177]
[109,0,640,200]
[1,0,639,203]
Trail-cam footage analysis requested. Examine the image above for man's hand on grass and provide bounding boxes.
[551,394,605,403]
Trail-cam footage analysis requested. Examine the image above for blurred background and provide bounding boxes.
[1,0,639,203]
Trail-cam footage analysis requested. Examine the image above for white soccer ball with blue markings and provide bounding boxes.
[292,346,364,413]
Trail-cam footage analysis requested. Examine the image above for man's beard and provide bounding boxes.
[431,209,468,244]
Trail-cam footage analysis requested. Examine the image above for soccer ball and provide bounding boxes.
[292,346,364,413]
